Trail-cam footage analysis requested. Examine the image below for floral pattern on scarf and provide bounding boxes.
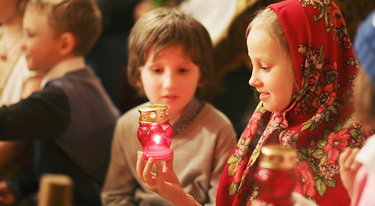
[216,0,367,205]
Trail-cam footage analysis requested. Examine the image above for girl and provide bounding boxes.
[136,0,366,205]
[339,10,375,206]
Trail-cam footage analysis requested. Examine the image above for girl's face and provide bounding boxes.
[138,44,201,121]
[247,23,295,112]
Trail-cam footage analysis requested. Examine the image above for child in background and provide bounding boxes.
[0,0,119,205]
[101,8,237,206]
[0,0,32,104]
[135,0,367,205]
[339,10,375,206]
[0,0,35,180]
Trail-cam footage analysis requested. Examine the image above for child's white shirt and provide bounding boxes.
[41,56,85,88]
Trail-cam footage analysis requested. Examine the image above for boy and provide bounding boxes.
[0,0,119,205]
[101,8,237,206]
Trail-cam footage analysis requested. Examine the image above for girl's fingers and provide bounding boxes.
[155,160,163,174]
[136,151,146,182]
[164,156,174,172]
[154,160,164,186]
[143,157,156,185]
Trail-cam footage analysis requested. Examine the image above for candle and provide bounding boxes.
[137,104,173,160]
[255,145,297,206]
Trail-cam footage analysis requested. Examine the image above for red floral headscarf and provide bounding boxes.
[216,0,367,205]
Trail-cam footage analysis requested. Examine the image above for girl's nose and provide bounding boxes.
[249,71,260,87]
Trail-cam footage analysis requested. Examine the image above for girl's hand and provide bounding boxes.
[136,151,202,206]
[339,147,361,196]
[136,151,183,203]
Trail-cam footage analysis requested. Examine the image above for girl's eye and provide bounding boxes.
[260,65,270,71]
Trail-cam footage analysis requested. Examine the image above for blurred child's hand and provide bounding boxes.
[0,182,15,206]
[136,151,183,203]
[339,147,361,196]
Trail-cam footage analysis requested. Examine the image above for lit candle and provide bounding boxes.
[137,104,173,160]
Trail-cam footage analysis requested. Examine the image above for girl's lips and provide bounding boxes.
[259,92,270,101]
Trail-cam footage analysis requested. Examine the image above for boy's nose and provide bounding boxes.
[162,73,175,88]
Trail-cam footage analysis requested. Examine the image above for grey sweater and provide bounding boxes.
[102,101,237,206]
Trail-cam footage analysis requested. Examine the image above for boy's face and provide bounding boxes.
[22,8,62,73]
[247,23,295,112]
[138,44,200,121]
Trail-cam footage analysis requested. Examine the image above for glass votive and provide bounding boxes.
[137,104,173,160]
[255,144,297,206]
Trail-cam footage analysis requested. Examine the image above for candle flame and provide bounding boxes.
[153,134,161,144]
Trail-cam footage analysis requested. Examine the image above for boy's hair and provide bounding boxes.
[246,8,290,60]
[27,0,102,56]
[127,7,213,95]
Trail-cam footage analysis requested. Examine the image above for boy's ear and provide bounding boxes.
[198,81,205,87]
[136,69,143,88]
[58,32,76,56]
[198,77,205,87]
[136,79,143,88]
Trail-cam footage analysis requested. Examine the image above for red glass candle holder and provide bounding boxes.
[137,104,173,160]
[255,145,297,206]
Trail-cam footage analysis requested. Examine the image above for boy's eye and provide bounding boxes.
[151,67,163,73]
[178,68,189,73]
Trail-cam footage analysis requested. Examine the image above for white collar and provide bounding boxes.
[41,56,85,87]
